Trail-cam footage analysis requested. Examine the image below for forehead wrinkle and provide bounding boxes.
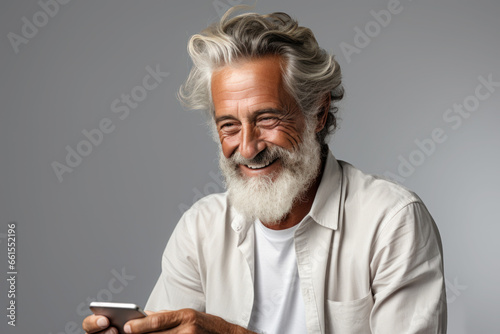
[213,61,283,94]
[213,81,279,107]
[215,88,280,102]
[212,56,295,121]
[215,78,281,98]
[215,89,285,113]
[214,65,278,86]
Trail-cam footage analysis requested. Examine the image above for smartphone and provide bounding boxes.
[89,302,147,333]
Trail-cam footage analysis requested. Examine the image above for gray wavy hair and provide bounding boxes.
[178,8,344,146]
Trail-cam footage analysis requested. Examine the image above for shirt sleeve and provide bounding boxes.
[369,201,447,333]
[145,211,206,312]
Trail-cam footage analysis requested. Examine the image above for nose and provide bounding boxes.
[239,123,264,159]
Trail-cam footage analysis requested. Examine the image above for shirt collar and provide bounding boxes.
[308,149,344,230]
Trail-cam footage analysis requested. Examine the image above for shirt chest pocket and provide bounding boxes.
[325,292,373,334]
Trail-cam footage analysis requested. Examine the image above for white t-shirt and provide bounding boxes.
[248,220,307,334]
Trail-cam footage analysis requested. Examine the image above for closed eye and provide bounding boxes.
[218,122,241,135]
[258,116,280,127]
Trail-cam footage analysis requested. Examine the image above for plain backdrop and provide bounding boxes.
[1,0,499,333]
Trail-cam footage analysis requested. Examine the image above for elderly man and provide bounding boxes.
[83,9,447,334]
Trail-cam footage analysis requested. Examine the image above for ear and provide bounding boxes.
[316,93,331,133]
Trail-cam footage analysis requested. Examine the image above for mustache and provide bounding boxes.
[229,146,288,166]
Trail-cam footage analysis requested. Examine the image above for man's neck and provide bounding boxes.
[262,155,327,230]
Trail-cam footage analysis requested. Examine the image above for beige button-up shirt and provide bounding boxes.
[146,150,447,333]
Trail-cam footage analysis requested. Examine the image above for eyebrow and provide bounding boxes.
[215,115,237,124]
[215,108,285,124]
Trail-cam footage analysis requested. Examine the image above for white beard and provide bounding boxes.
[219,124,322,225]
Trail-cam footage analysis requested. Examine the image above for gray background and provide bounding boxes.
[1,0,499,333]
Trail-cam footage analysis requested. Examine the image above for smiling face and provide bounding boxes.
[212,56,307,179]
[212,56,323,225]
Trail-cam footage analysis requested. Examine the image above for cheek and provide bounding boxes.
[219,134,239,158]
[265,125,303,150]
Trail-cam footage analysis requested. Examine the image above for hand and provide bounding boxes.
[82,314,117,334]
[123,308,254,334]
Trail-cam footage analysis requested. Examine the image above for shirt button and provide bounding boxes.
[235,225,242,231]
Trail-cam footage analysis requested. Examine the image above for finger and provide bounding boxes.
[124,311,181,333]
[85,328,118,334]
[82,315,111,333]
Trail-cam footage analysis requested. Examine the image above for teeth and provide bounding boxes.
[246,159,276,169]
